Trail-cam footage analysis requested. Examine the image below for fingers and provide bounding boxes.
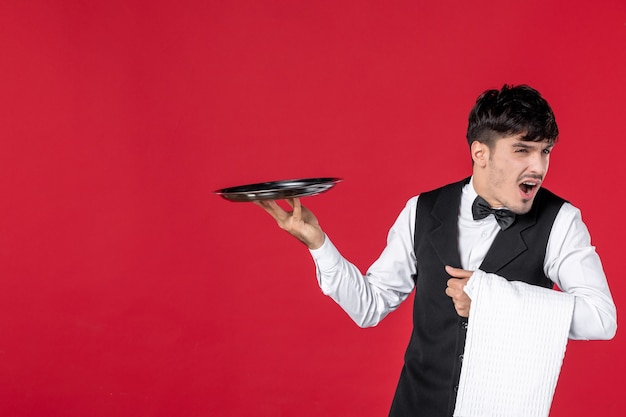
[446,278,468,297]
[254,198,308,229]
[254,200,287,221]
[253,197,323,249]
[445,265,473,279]
[446,280,471,317]
[287,198,302,220]
[446,278,462,291]
[445,266,472,318]
[254,199,280,210]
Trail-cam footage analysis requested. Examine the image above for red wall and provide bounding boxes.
[1,1,624,416]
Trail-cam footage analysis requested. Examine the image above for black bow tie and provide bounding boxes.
[472,196,516,230]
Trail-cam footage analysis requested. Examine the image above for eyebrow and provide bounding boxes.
[512,142,554,150]
[512,142,534,149]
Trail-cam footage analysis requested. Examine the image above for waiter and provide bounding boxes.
[255,84,617,416]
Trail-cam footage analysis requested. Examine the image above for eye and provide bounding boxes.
[514,148,528,153]
[542,148,552,155]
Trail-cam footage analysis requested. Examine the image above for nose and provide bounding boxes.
[529,150,549,175]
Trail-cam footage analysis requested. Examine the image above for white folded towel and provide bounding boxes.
[453,270,575,417]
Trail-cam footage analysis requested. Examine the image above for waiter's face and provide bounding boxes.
[475,134,553,214]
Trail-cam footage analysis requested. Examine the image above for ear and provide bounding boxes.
[470,141,488,167]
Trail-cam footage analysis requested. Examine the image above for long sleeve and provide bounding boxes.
[309,197,418,327]
[545,203,617,340]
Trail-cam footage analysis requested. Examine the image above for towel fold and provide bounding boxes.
[454,270,575,417]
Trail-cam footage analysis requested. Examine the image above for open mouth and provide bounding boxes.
[519,180,540,198]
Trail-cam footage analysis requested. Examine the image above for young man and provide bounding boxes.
[256,85,616,416]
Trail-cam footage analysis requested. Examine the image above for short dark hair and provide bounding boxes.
[466,84,559,148]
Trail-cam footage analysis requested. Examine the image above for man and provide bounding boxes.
[256,85,617,416]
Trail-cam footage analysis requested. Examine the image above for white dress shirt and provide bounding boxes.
[309,178,617,340]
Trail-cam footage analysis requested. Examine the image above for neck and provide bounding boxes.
[471,174,503,209]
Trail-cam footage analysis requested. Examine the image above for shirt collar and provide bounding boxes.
[463,176,479,202]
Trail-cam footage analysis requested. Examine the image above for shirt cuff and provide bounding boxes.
[463,270,483,300]
[309,234,342,272]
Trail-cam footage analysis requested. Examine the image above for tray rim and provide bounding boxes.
[214,177,342,202]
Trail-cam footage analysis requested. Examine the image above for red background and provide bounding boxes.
[1,1,625,416]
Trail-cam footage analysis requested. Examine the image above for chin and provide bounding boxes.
[512,200,533,215]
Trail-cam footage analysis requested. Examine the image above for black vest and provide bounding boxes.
[389,178,565,417]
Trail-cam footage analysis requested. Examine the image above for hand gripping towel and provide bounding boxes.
[453,270,575,417]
